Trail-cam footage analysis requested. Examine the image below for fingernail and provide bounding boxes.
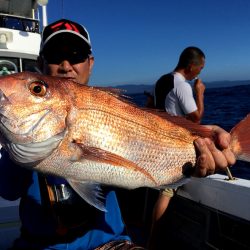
[204,138,212,145]
[195,138,204,146]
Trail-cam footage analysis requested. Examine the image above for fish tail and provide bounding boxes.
[230,114,250,162]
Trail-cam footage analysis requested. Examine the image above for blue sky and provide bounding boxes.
[42,0,250,87]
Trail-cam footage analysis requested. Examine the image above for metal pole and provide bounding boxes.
[42,5,48,28]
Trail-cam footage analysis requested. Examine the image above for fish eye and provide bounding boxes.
[29,81,47,97]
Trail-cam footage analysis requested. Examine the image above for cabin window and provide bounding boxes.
[3,17,22,31]
[0,57,39,74]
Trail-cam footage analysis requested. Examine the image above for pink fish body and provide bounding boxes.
[0,72,249,210]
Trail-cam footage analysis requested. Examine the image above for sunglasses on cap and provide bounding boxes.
[43,46,90,65]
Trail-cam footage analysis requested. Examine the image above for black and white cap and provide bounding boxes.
[40,18,92,55]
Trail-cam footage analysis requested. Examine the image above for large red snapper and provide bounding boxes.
[0,72,249,211]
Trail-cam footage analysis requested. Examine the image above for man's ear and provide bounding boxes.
[88,56,95,75]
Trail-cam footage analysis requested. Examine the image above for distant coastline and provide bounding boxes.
[111,80,250,94]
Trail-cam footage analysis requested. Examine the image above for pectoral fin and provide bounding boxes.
[74,143,156,184]
[68,179,107,212]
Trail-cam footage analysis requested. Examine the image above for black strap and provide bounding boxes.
[154,73,174,110]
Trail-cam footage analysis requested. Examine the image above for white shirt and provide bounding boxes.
[165,72,197,116]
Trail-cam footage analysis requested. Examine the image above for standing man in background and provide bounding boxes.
[154,46,205,123]
[149,46,206,249]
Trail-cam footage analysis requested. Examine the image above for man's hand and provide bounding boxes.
[193,125,236,177]
[194,78,205,96]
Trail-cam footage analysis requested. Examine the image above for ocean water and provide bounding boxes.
[128,84,250,180]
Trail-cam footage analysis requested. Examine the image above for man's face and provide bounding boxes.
[189,57,205,80]
[41,43,94,85]
[45,57,94,85]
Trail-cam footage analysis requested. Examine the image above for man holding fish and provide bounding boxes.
[0,19,237,250]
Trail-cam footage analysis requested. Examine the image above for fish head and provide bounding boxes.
[0,72,71,164]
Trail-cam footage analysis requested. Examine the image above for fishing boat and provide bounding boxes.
[0,0,44,249]
[0,1,249,250]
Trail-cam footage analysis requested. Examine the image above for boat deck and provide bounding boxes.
[1,174,250,249]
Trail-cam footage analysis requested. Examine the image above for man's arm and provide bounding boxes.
[186,78,205,123]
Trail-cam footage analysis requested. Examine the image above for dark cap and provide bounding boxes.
[40,19,92,55]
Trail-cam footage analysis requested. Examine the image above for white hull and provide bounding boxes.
[179,174,250,221]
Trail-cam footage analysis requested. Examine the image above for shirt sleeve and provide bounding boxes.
[176,83,197,115]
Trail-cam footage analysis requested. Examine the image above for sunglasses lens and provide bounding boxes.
[43,47,89,65]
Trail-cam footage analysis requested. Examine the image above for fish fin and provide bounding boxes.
[93,86,142,107]
[74,144,157,185]
[230,113,250,162]
[158,176,191,190]
[94,86,127,97]
[147,110,214,138]
[68,179,107,212]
